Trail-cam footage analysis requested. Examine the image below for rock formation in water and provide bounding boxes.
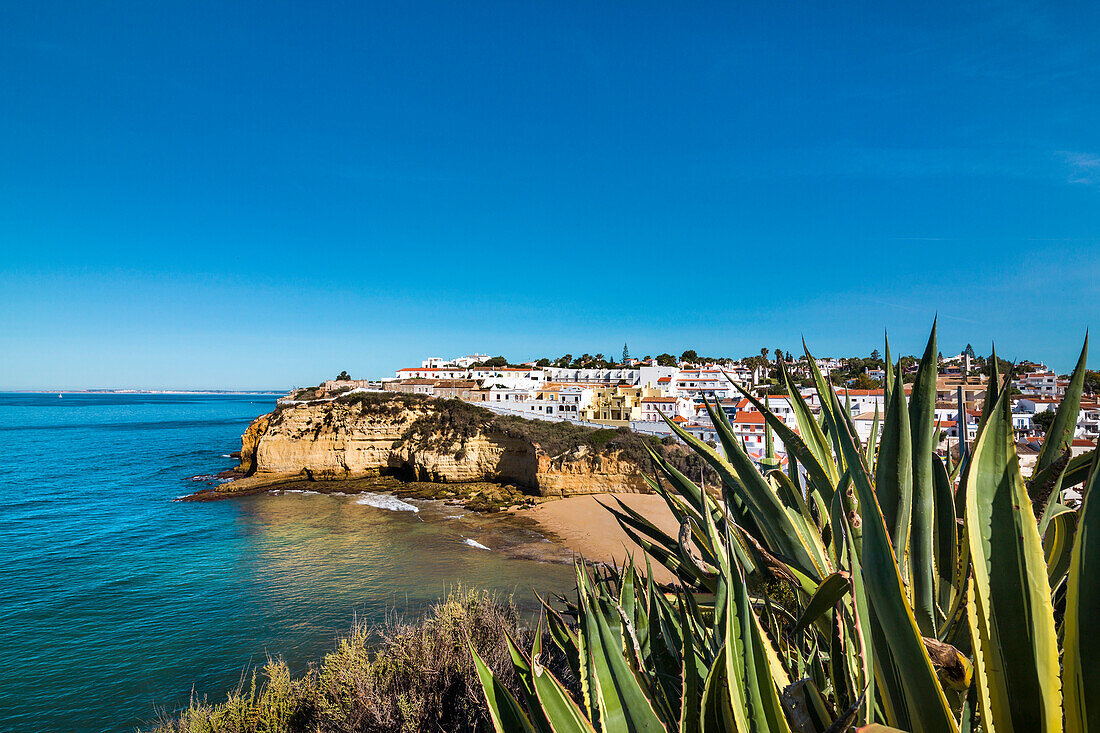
[220,393,659,497]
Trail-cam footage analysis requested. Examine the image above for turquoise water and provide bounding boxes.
[0,393,577,732]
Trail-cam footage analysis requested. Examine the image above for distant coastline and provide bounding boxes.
[1,389,287,395]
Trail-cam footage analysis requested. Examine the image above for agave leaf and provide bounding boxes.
[616,521,712,590]
[792,571,852,636]
[530,655,599,733]
[677,594,705,733]
[699,646,739,732]
[656,412,759,532]
[908,320,939,636]
[865,404,880,467]
[728,565,794,733]
[731,383,837,498]
[802,342,849,473]
[1043,509,1077,591]
[510,623,559,733]
[964,386,1061,731]
[781,679,836,733]
[542,594,582,674]
[1064,448,1100,731]
[824,684,868,733]
[667,406,827,582]
[469,643,539,733]
[832,371,960,732]
[642,571,683,723]
[976,342,1003,441]
[874,358,913,567]
[932,455,958,622]
[884,331,895,402]
[1034,332,1088,477]
[838,511,875,726]
[579,582,666,731]
[1063,448,1097,488]
[643,443,720,524]
[778,358,841,489]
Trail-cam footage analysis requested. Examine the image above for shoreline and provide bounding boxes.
[181,472,547,512]
[185,472,677,581]
[509,493,680,583]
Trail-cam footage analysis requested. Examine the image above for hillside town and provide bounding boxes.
[298,347,1099,472]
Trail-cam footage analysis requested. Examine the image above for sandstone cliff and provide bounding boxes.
[230,393,651,497]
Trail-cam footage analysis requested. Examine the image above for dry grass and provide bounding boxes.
[150,588,571,733]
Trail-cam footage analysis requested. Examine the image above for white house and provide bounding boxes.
[1019,370,1061,397]
[672,369,743,401]
[640,396,694,423]
[638,366,680,390]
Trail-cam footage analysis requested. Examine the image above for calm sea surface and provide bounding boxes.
[0,393,577,732]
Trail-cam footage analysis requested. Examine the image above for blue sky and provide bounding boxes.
[2,1,1098,389]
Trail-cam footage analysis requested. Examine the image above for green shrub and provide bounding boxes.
[152,589,568,733]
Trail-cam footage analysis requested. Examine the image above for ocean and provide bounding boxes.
[0,393,577,732]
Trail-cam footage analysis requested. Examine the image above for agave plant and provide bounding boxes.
[473,323,1098,732]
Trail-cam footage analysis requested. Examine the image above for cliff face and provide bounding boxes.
[236,396,649,497]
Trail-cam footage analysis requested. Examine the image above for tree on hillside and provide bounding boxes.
[476,356,508,368]
[336,370,351,381]
[870,348,881,362]
[656,353,677,367]
[785,350,793,362]
[554,354,572,368]
[774,348,783,363]
[1085,370,1100,396]
[983,355,1013,378]
[852,373,883,390]
[681,349,698,363]
[622,343,630,364]
[535,358,551,367]
[1033,410,1056,435]
[964,343,977,358]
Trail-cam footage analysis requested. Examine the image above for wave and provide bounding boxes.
[282,489,321,495]
[355,493,420,513]
[463,538,491,551]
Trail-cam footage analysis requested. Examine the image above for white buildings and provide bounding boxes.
[1019,369,1062,397]
[638,366,679,390]
[469,367,543,384]
[419,354,490,369]
[395,367,469,380]
[543,367,641,385]
[640,396,694,422]
[671,369,745,401]
[453,354,490,368]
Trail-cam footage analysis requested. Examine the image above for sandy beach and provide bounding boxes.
[512,493,680,583]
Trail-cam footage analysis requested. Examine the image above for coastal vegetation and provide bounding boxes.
[152,589,573,733]
[473,322,1099,731]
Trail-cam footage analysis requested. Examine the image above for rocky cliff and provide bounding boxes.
[223,393,652,497]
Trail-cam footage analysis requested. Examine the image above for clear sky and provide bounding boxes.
[2,2,1098,389]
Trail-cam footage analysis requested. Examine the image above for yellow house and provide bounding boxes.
[578,385,660,426]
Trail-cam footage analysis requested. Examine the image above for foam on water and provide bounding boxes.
[355,492,420,512]
[463,538,491,550]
